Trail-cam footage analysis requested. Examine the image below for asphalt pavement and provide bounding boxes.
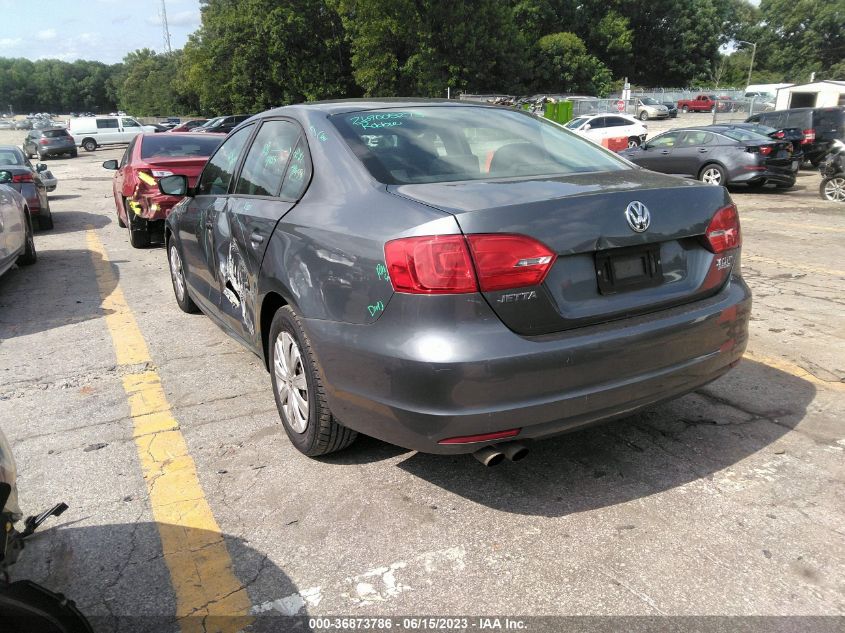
[0,126,843,633]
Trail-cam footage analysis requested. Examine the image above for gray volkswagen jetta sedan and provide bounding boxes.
[159,100,750,463]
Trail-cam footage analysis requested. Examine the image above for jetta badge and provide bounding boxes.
[625,201,651,232]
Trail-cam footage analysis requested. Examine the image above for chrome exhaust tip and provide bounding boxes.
[499,441,529,462]
[472,446,505,467]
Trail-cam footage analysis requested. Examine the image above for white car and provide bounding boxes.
[68,115,157,152]
[0,172,37,277]
[564,114,648,148]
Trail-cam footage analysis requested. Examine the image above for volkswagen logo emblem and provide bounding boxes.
[625,201,651,232]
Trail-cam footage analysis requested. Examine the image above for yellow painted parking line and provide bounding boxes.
[86,228,251,633]
[742,217,845,234]
[743,255,845,278]
[745,350,845,392]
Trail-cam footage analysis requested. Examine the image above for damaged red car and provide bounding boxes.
[103,132,225,247]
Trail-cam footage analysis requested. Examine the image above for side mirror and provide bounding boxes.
[583,124,591,131]
[0,170,12,184]
[640,144,649,150]
[102,159,118,170]
[36,163,48,172]
[158,174,189,196]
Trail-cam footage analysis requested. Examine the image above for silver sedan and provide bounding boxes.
[0,171,37,277]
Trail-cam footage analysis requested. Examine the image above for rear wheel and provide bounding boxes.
[682,105,689,113]
[639,111,649,121]
[70,149,78,158]
[627,137,641,148]
[167,240,199,313]
[125,199,150,247]
[117,197,127,228]
[17,211,37,265]
[699,164,726,186]
[82,139,97,152]
[820,176,845,202]
[269,305,357,456]
[37,210,53,230]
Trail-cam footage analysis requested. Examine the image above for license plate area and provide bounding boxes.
[595,244,663,295]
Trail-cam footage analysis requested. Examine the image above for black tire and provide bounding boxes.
[166,239,199,313]
[809,156,823,168]
[70,149,78,158]
[269,305,357,456]
[699,163,727,186]
[627,137,641,148]
[38,152,46,161]
[37,212,53,230]
[639,111,648,121]
[82,139,97,152]
[17,211,37,265]
[819,176,845,202]
[127,212,150,248]
[682,105,689,113]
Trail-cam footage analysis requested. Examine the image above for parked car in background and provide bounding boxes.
[0,120,13,130]
[564,113,648,147]
[634,97,670,121]
[746,107,845,166]
[0,173,37,276]
[22,128,77,160]
[102,132,225,247]
[191,115,251,134]
[0,145,53,229]
[721,123,804,172]
[662,102,678,118]
[169,118,207,133]
[619,125,796,188]
[68,115,157,152]
[677,94,722,113]
[159,101,750,461]
[819,139,844,202]
[13,119,32,130]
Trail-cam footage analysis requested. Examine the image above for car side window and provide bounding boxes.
[196,124,255,196]
[279,138,312,200]
[122,118,141,128]
[119,138,136,168]
[96,118,119,129]
[605,117,627,127]
[235,120,300,197]
[589,117,606,129]
[649,132,679,148]
[678,131,713,146]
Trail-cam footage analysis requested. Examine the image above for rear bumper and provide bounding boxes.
[305,276,752,454]
[38,146,75,156]
[135,193,182,221]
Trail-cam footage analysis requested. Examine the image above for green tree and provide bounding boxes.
[117,49,184,116]
[532,32,612,96]
[182,0,356,114]
[333,0,525,97]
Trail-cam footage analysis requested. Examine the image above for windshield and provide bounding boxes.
[641,98,659,105]
[721,129,772,142]
[0,147,24,165]
[564,117,589,129]
[201,117,224,128]
[332,107,628,185]
[140,134,224,159]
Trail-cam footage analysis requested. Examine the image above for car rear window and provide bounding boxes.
[721,129,771,142]
[140,135,225,159]
[331,106,628,184]
[43,129,70,138]
[0,149,23,165]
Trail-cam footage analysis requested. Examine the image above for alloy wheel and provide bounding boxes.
[169,245,186,302]
[701,168,722,185]
[273,332,309,434]
[823,177,845,202]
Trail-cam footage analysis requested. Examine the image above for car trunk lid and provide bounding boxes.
[389,170,739,335]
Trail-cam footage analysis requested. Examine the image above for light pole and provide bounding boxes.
[736,40,756,87]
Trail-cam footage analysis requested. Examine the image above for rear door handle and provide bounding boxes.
[698,148,709,153]
[660,150,670,154]
[249,231,265,246]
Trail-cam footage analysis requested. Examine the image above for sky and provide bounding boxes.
[0,0,202,64]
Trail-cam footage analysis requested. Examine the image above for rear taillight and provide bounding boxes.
[704,204,741,253]
[755,145,773,155]
[802,128,816,144]
[151,169,174,177]
[385,235,477,294]
[773,131,785,139]
[384,233,556,294]
[39,139,49,145]
[12,173,33,183]
[466,234,556,291]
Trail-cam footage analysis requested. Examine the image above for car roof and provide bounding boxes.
[259,98,498,118]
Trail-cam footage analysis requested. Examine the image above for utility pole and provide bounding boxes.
[737,40,756,88]
[160,0,172,54]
